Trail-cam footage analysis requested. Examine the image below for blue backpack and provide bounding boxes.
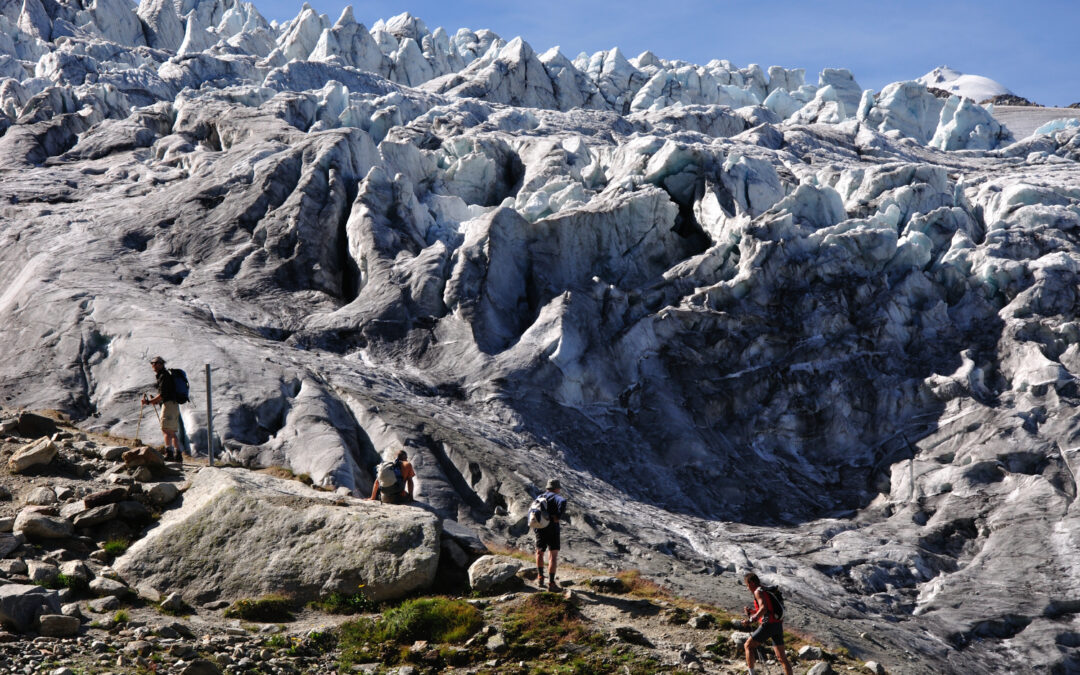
[170,369,190,404]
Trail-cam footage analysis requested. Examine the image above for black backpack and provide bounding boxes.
[170,369,190,404]
[761,585,785,621]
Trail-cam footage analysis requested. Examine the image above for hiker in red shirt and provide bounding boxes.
[742,572,793,675]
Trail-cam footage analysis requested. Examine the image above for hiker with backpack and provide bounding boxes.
[740,572,793,675]
[529,479,567,591]
[368,449,415,504]
[141,356,189,462]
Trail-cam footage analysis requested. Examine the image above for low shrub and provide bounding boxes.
[503,592,603,651]
[101,539,130,556]
[223,594,295,622]
[615,570,666,599]
[310,590,376,614]
[339,598,481,668]
[112,610,130,624]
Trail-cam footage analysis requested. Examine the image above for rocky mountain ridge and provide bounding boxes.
[1,0,1080,672]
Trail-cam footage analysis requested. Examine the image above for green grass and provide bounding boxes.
[101,539,130,556]
[112,610,130,624]
[338,597,481,667]
[309,590,376,614]
[35,573,88,592]
[223,594,295,622]
[503,593,605,652]
[615,570,666,599]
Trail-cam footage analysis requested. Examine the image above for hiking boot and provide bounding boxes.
[547,579,559,591]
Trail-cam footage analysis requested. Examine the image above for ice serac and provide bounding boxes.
[930,95,1013,150]
[859,80,944,143]
[425,37,556,110]
[309,5,390,76]
[137,0,184,51]
[818,67,862,113]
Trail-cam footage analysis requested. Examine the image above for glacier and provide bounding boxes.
[1,0,1080,671]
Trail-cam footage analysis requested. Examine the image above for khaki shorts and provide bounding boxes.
[160,401,180,433]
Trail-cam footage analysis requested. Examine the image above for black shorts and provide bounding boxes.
[750,622,784,646]
[534,526,560,551]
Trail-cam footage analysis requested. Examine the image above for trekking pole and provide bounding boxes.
[134,400,144,446]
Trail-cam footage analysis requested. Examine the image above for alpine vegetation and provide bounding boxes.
[1,0,1079,671]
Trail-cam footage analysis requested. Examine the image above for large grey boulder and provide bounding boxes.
[8,438,57,473]
[0,584,60,632]
[467,555,524,593]
[115,468,441,603]
[38,613,80,637]
[13,510,72,539]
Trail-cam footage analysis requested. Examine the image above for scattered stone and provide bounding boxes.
[26,560,60,584]
[799,645,825,660]
[60,602,83,618]
[89,577,129,598]
[729,630,752,648]
[0,488,9,502]
[25,486,58,505]
[98,446,128,461]
[73,503,120,528]
[123,447,165,470]
[468,555,524,593]
[88,596,120,612]
[38,613,80,637]
[586,576,626,593]
[60,560,93,582]
[13,510,73,539]
[202,600,230,610]
[807,663,836,675]
[55,486,75,501]
[125,640,153,656]
[0,584,61,632]
[84,487,129,508]
[135,583,162,603]
[485,630,507,653]
[161,592,186,613]
[131,466,155,482]
[613,625,653,647]
[688,612,715,629]
[8,438,58,473]
[864,662,886,675]
[0,559,27,575]
[147,482,180,505]
[0,533,19,557]
[51,668,75,675]
[16,412,58,438]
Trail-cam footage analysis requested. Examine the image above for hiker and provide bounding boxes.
[533,478,567,591]
[369,449,415,504]
[741,572,793,675]
[141,356,183,461]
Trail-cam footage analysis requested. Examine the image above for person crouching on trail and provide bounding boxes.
[142,356,182,462]
[369,449,415,504]
[534,479,568,591]
[741,572,793,675]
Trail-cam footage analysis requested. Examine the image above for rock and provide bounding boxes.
[161,592,185,613]
[98,446,128,462]
[25,486,57,505]
[587,576,626,593]
[54,486,74,500]
[88,596,120,612]
[614,625,653,647]
[467,555,524,593]
[806,664,836,675]
[59,560,92,582]
[0,584,61,632]
[688,613,715,629]
[60,602,83,618]
[180,659,222,675]
[13,510,73,539]
[799,645,825,660]
[0,559,27,575]
[8,438,58,473]
[89,577,129,598]
[147,482,180,505]
[0,533,20,558]
[0,487,10,501]
[83,487,128,508]
[115,468,441,603]
[0,517,13,533]
[864,662,886,675]
[72,503,119,528]
[116,500,151,522]
[51,668,75,675]
[730,631,752,648]
[135,584,162,603]
[485,632,506,654]
[131,466,154,482]
[38,613,80,637]
[122,447,165,469]
[16,412,57,438]
[26,560,59,584]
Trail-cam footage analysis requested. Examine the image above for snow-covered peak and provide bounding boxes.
[917,65,1011,102]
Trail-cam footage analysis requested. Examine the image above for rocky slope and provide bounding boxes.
[1,1,1080,672]
[0,408,870,675]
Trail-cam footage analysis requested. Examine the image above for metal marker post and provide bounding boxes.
[205,363,214,466]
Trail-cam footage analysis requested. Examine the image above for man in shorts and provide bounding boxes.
[142,356,182,461]
[534,479,567,591]
[742,572,793,675]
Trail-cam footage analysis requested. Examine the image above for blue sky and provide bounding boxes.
[262,0,1080,106]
